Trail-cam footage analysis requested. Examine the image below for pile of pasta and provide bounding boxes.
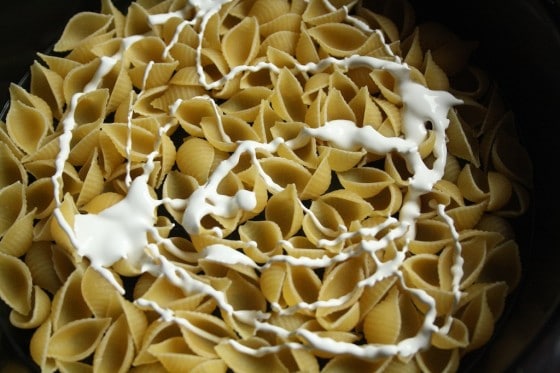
[0,0,533,372]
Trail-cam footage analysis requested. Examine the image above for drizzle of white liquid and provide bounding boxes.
[47,0,468,364]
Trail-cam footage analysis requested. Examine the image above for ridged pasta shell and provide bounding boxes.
[239,220,283,263]
[222,16,260,68]
[220,87,273,123]
[491,132,533,188]
[408,219,453,255]
[367,182,403,217]
[431,317,469,349]
[177,310,237,358]
[358,275,398,321]
[260,262,287,305]
[259,157,312,195]
[51,268,92,331]
[319,145,365,172]
[321,355,391,373]
[0,251,33,314]
[0,181,26,238]
[30,61,65,119]
[101,122,156,161]
[282,264,321,309]
[215,337,289,373]
[446,108,480,167]
[260,13,301,38]
[62,59,103,104]
[307,23,367,57]
[129,61,178,90]
[93,314,135,373]
[478,239,521,293]
[24,241,62,295]
[270,68,306,122]
[416,347,460,373]
[265,183,304,238]
[134,320,182,366]
[363,287,400,344]
[47,317,112,362]
[6,99,51,155]
[439,236,486,291]
[76,150,105,207]
[9,285,50,329]
[30,318,54,371]
[401,254,455,315]
[444,201,487,231]
[0,207,34,256]
[201,115,260,153]
[338,166,394,199]
[54,11,113,52]
[300,154,332,200]
[317,257,364,318]
[82,266,123,319]
[323,88,356,123]
[459,290,495,352]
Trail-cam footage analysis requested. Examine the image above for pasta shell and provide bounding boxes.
[119,297,149,350]
[0,181,26,238]
[54,11,113,52]
[25,242,63,295]
[270,68,306,122]
[0,207,34,256]
[30,318,54,371]
[6,99,51,154]
[30,61,65,119]
[416,347,460,373]
[296,26,321,64]
[307,23,367,57]
[478,239,521,292]
[302,0,347,25]
[82,266,123,319]
[320,145,366,172]
[239,220,283,263]
[177,310,237,358]
[222,16,260,68]
[0,252,33,314]
[215,337,289,373]
[321,355,390,373]
[459,290,495,352]
[47,317,112,361]
[300,154,332,200]
[200,115,260,153]
[265,183,304,238]
[338,167,394,199]
[260,13,301,37]
[259,157,312,195]
[282,264,321,308]
[51,268,92,331]
[363,288,400,344]
[260,262,287,305]
[446,109,480,167]
[401,254,455,315]
[316,257,365,323]
[9,285,51,329]
[220,87,273,123]
[408,219,453,255]
[491,132,533,188]
[93,315,135,373]
[101,122,156,161]
[431,317,469,349]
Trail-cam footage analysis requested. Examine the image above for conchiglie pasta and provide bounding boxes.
[0,0,533,371]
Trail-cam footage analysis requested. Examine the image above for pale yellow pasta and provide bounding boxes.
[93,315,135,373]
[0,0,534,371]
[47,317,112,362]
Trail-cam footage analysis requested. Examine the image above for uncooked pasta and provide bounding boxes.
[0,0,532,372]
